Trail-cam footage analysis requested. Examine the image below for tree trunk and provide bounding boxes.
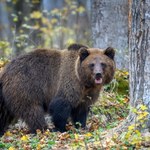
[129,0,150,130]
[91,0,128,69]
[14,1,42,56]
[112,0,150,135]
[91,0,150,133]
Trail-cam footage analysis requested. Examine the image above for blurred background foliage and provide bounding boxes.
[0,0,129,70]
[0,0,92,58]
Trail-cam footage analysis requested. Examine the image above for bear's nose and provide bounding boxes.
[95,73,102,79]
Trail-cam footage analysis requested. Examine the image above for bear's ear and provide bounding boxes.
[68,43,88,51]
[104,47,115,60]
[79,48,89,62]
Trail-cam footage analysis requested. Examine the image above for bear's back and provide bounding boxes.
[1,49,79,108]
[1,49,63,107]
[2,49,61,80]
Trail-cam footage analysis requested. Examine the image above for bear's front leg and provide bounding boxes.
[71,103,89,129]
[49,97,72,132]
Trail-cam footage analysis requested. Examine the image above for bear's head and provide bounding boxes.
[76,47,115,88]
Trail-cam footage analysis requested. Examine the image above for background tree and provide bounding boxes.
[0,0,92,57]
[92,0,150,133]
[114,0,150,133]
[128,0,150,131]
[91,0,128,69]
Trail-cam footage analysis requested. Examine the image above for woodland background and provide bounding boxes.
[0,0,150,149]
[0,0,128,69]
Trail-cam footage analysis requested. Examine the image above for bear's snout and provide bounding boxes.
[94,73,103,84]
[95,73,102,80]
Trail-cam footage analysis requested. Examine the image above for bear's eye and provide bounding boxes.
[89,63,95,68]
[101,63,107,69]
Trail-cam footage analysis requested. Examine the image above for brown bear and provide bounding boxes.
[0,44,115,134]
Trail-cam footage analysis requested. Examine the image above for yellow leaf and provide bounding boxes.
[142,124,146,128]
[4,131,12,136]
[140,105,148,111]
[44,130,50,135]
[58,132,70,140]
[143,111,149,116]
[41,18,49,24]
[137,115,143,120]
[121,146,128,150]
[30,11,42,19]
[32,0,40,4]
[125,132,131,139]
[77,6,85,13]
[135,130,141,136]
[51,18,58,24]
[128,125,135,130]
[74,133,79,140]
[66,39,75,46]
[40,27,47,33]
[13,17,18,22]
[124,71,129,75]
[85,132,92,137]
[8,147,15,150]
[36,143,41,150]
[71,11,76,15]
[93,141,101,145]
[132,108,137,113]
[21,135,29,142]
[51,8,59,15]
[137,112,149,120]
[112,133,118,139]
[12,0,17,4]
[130,136,141,145]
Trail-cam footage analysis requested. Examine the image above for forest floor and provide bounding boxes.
[0,61,150,150]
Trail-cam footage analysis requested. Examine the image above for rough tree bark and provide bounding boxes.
[91,0,150,133]
[112,0,150,135]
[91,0,128,69]
[128,0,150,130]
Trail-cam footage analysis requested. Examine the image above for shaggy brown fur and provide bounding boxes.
[0,45,115,134]
[67,43,88,51]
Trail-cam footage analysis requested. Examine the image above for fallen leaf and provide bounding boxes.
[21,135,29,142]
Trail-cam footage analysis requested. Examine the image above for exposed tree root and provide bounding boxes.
[102,113,135,137]
[99,113,150,149]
